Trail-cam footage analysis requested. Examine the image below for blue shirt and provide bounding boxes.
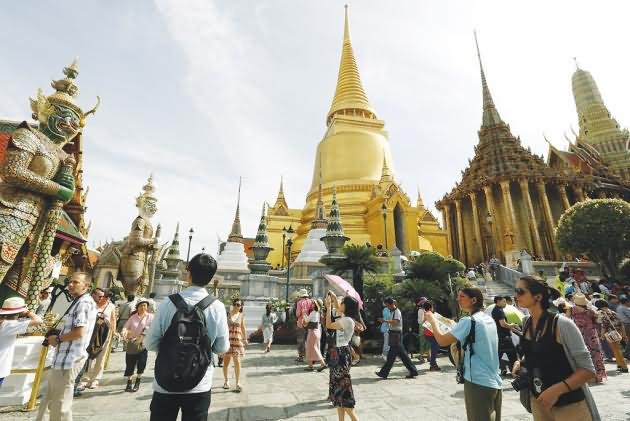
[145,286,230,394]
[380,307,392,333]
[450,311,502,389]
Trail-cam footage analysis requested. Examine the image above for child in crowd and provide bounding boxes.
[0,297,43,388]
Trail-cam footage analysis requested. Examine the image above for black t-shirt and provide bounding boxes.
[491,306,511,339]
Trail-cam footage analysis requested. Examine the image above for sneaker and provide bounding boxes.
[617,367,628,373]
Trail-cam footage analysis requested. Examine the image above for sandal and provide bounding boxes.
[235,384,242,393]
[317,365,327,372]
[87,380,99,389]
[304,366,314,371]
[222,382,230,390]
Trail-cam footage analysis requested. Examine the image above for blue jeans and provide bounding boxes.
[427,336,439,367]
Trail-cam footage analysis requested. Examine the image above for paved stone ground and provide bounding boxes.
[2,345,629,420]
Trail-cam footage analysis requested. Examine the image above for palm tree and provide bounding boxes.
[328,244,380,299]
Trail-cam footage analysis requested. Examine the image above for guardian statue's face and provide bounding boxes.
[43,103,81,144]
[140,199,157,219]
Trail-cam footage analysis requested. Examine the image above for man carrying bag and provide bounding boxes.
[145,253,229,421]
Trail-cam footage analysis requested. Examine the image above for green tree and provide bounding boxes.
[556,198,630,278]
[617,259,630,284]
[328,244,380,299]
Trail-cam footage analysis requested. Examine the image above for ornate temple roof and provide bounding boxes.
[439,36,560,201]
[326,5,377,125]
[475,32,504,129]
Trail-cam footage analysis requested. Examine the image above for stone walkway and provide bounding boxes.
[2,345,629,420]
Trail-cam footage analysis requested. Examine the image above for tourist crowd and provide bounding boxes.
[1,258,629,421]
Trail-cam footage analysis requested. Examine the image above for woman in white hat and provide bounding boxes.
[0,297,43,388]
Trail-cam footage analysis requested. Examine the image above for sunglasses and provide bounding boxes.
[514,288,527,296]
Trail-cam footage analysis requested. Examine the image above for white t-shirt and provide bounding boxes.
[307,311,320,323]
[417,308,425,325]
[0,319,30,378]
[335,316,355,347]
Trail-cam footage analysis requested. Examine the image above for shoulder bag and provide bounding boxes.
[602,311,623,343]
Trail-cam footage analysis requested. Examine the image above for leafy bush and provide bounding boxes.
[556,199,630,278]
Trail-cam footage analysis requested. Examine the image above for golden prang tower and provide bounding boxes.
[265,7,447,268]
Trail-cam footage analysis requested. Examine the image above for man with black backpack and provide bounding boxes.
[145,253,229,421]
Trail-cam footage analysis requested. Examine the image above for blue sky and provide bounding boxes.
[2,1,630,256]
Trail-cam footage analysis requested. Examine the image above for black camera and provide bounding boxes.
[42,328,61,346]
[511,374,529,392]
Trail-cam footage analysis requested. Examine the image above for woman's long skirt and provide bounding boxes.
[328,345,355,408]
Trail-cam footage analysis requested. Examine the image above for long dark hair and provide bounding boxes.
[232,298,243,313]
[342,296,359,320]
[519,275,560,310]
[265,303,272,315]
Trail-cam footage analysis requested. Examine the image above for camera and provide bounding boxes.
[511,375,529,392]
[456,364,465,384]
[42,328,61,346]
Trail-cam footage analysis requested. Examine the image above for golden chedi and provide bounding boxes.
[266,6,447,269]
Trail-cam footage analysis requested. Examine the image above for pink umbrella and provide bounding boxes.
[324,274,364,309]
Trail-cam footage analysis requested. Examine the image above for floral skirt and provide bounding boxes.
[328,346,355,408]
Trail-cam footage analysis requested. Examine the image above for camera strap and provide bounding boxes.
[50,292,88,330]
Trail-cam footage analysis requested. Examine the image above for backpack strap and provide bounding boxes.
[195,294,217,311]
[169,294,191,313]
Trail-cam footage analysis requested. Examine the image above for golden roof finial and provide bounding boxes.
[474,30,504,128]
[228,177,244,243]
[327,5,376,125]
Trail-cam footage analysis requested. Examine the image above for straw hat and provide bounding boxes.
[573,293,588,306]
[0,297,28,315]
[296,289,309,298]
[552,297,567,307]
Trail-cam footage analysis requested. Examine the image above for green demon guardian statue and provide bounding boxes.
[0,60,99,306]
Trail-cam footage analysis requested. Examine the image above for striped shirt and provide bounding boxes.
[52,293,97,369]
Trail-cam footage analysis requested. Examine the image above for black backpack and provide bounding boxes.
[154,293,216,392]
[87,311,110,360]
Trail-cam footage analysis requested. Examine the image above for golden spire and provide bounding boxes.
[474,31,504,128]
[416,187,425,209]
[379,154,393,183]
[327,5,377,125]
[272,176,289,215]
[312,164,327,229]
[227,177,243,243]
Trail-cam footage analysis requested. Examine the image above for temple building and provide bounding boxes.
[265,7,447,268]
[570,64,630,181]
[436,36,630,267]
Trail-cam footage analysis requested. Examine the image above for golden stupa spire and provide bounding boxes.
[227,177,244,243]
[327,5,377,125]
[474,31,504,128]
[416,187,425,209]
[379,154,393,183]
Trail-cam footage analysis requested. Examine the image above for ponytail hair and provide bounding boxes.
[519,275,561,310]
[460,286,485,313]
